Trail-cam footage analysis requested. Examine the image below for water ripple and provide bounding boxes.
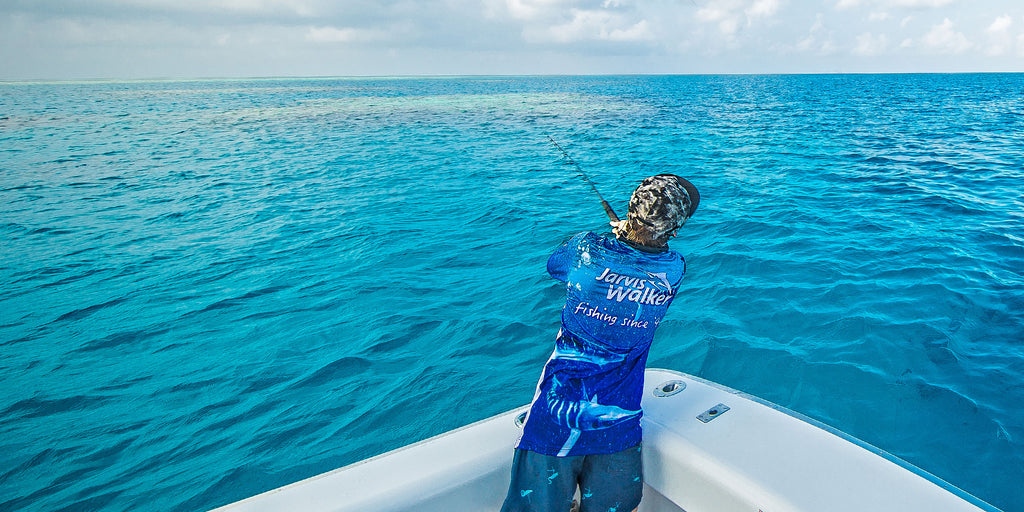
[0,75,1021,512]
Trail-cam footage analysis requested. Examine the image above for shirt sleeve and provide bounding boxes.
[547,232,585,283]
[667,255,687,302]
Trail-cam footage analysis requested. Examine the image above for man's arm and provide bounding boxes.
[546,233,583,282]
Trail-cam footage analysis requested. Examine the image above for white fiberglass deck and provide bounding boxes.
[212,368,999,512]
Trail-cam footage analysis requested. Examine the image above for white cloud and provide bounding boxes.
[987,14,1012,33]
[501,0,659,45]
[853,32,887,55]
[921,18,972,53]
[103,0,319,17]
[887,0,954,6]
[797,13,837,55]
[868,11,890,21]
[305,26,385,43]
[696,0,782,36]
[696,3,733,23]
[608,20,653,41]
[985,15,1014,55]
[217,0,316,15]
[526,8,653,43]
[696,2,741,35]
[837,0,954,9]
[746,0,781,19]
[503,0,565,20]
[718,16,740,36]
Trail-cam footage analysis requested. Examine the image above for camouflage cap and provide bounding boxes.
[627,174,700,241]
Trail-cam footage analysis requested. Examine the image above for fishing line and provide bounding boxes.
[547,136,621,223]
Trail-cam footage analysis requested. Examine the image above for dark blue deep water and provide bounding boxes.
[1,75,1022,512]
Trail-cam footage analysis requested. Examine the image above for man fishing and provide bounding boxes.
[501,173,699,512]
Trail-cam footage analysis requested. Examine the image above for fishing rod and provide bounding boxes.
[547,136,620,223]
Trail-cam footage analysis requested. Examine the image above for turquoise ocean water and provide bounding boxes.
[1,75,1022,511]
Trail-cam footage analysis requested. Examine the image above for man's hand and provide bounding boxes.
[610,219,627,238]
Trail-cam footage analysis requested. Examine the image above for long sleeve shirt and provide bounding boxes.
[515,231,687,456]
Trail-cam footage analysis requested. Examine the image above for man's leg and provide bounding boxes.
[577,444,643,512]
[500,449,584,512]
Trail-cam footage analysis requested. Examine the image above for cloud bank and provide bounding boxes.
[0,0,1021,78]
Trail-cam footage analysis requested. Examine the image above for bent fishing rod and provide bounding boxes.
[547,136,620,223]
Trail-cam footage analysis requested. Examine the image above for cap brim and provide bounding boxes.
[676,177,700,219]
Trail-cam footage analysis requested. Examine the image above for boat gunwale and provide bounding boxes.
[647,369,1002,512]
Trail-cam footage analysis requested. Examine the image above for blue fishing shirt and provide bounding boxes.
[516,231,687,457]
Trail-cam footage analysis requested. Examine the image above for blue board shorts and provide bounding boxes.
[500,444,643,512]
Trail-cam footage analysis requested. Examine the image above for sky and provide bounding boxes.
[1,0,1023,79]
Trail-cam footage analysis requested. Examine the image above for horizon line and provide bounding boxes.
[3,70,1024,85]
